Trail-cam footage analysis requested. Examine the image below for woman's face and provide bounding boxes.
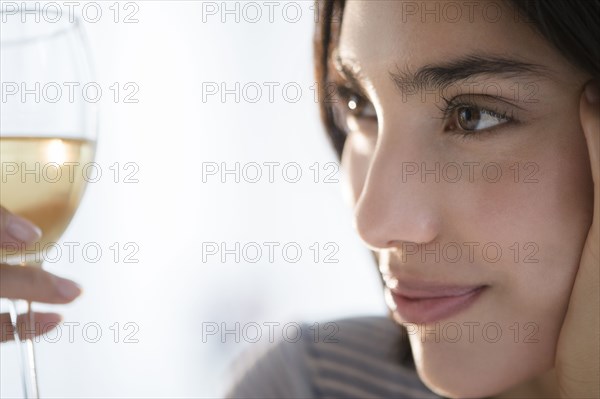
[334,1,594,398]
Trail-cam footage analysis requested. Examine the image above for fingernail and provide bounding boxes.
[54,277,82,300]
[585,81,600,104]
[6,214,42,243]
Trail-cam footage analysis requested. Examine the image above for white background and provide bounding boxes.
[0,1,387,398]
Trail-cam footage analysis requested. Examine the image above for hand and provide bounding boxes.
[0,206,82,342]
[556,81,600,398]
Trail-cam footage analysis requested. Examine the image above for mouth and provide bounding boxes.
[387,280,488,324]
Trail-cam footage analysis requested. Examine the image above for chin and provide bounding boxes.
[409,337,556,399]
[412,353,503,398]
[417,371,504,399]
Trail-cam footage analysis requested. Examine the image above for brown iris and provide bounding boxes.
[457,107,481,131]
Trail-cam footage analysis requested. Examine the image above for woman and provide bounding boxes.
[227,1,599,398]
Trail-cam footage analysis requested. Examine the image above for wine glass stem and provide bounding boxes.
[8,299,39,399]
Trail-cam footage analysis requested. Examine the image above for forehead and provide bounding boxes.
[337,0,560,79]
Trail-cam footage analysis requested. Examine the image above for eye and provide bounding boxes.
[455,106,510,131]
[441,96,515,135]
[346,92,377,119]
[337,85,377,120]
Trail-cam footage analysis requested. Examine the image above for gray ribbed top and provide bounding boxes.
[225,316,442,399]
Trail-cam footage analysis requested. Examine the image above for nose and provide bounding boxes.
[353,132,442,251]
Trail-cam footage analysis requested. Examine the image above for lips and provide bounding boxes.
[387,279,487,324]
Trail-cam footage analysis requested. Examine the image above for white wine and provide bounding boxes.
[0,137,95,263]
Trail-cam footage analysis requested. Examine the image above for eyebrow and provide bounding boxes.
[332,52,368,93]
[334,53,550,95]
[391,54,550,95]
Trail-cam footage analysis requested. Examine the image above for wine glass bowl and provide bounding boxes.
[0,137,95,265]
[0,6,97,398]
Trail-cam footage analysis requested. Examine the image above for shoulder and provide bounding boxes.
[225,316,441,399]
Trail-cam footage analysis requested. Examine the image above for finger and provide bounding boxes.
[560,80,600,397]
[0,264,82,304]
[580,80,600,256]
[0,206,42,247]
[0,312,62,342]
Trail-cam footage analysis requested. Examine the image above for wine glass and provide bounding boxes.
[0,6,97,398]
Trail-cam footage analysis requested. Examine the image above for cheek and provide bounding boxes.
[455,120,594,324]
[488,124,592,268]
[408,130,593,398]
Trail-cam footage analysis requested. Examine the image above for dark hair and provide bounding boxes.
[314,0,600,159]
[313,0,600,369]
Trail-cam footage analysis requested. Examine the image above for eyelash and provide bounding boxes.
[437,95,516,140]
[334,84,517,140]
